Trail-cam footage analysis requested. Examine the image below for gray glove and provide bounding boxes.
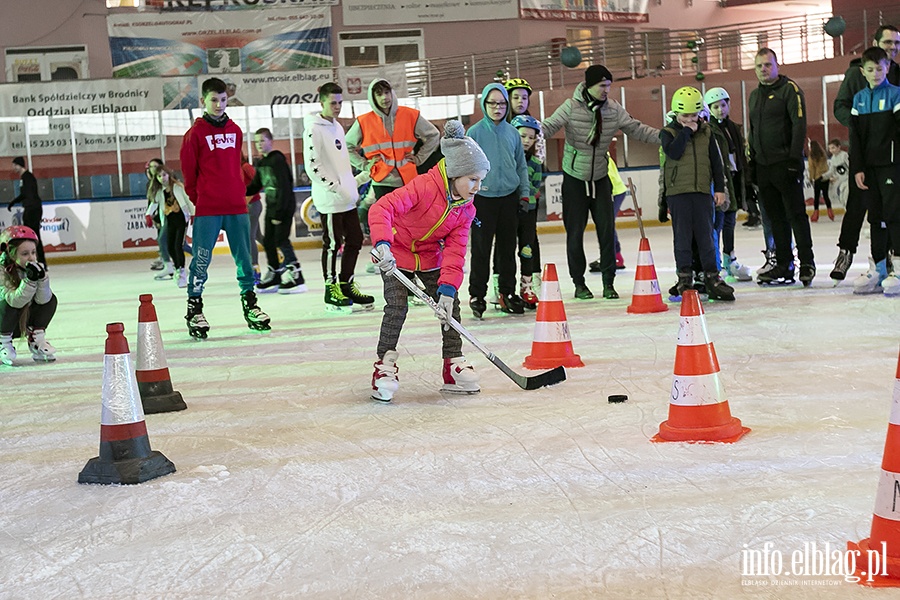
[372,243,396,274]
[434,293,455,330]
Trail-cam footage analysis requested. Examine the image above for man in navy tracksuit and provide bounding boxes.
[848,46,900,295]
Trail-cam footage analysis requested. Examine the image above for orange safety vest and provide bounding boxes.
[358,106,420,185]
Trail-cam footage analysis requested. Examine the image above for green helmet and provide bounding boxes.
[504,78,532,94]
[671,87,703,113]
[703,87,730,106]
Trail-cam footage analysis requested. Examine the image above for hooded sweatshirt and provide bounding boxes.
[346,78,440,189]
[180,114,247,216]
[303,112,359,215]
[466,83,529,199]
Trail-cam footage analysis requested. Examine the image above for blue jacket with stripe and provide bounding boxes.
[849,79,900,171]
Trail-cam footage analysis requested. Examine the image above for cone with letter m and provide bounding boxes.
[523,263,584,369]
[652,289,749,443]
[847,347,900,587]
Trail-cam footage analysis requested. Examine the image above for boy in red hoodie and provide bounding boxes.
[180,77,270,339]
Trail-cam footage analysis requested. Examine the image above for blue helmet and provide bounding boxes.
[510,114,541,133]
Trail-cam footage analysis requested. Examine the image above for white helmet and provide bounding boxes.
[703,87,730,106]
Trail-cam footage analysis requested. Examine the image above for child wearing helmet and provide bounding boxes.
[511,114,544,309]
[0,225,57,365]
[660,87,734,301]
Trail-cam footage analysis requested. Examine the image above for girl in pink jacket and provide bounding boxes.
[369,120,490,402]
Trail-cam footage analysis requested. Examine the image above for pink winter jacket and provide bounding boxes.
[368,161,475,294]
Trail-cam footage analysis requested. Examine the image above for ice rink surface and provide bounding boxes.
[3,219,900,599]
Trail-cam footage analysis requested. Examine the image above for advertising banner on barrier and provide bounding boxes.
[217,69,333,107]
[342,0,517,26]
[520,0,649,23]
[121,201,159,250]
[149,0,337,9]
[107,7,332,78]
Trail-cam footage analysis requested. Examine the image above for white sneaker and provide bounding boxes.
[371,350,399,402]
[27,329,56,362]
[883,274,900,297]
[441,356,480,393]
[853,257,885,295]
[0,334,16,365]
[176,267,188,289]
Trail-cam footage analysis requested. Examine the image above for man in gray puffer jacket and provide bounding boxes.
[542,65,659,299]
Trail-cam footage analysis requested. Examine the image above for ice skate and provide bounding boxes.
[705,272,735,302]
[498,292,525,314]
[882,273,900,297]
[756,249,777,280]
[341,279,375,312]
[520,276,538,310]
[176,267,188,289]
[27,329,56,362]
[488,273,500,306]
[588,258,602,273]
[150,258,165,271]
[154,262,174,280]
[241,290,271,331]
[615,252,626,270]
[371,350,399,402]
[441,356,480,394]
[742,214,761,228]
[278,264,307,294]
[757,262,795,286]
[185,296,210,340]
[829,249,853,284]
[853,258,887,295]
[723,255,753,282]
[469,296,487,319]
[0,333,16,366]
[602,282,619,299]
[407,274,427,306]
[324,282,353,315]
[256,266,281,293]
[574,283,593,300]
[798,263,816,288]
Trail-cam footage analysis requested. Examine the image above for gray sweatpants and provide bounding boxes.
[377,268,463,360]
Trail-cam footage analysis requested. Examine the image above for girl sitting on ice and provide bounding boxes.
[368,120,490,402]
[0,225,57,365]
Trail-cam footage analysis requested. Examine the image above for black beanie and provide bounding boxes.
[584,65,612,88]
[12,156,25,168]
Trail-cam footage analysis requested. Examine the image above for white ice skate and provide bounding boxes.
[882,274,900,297]
[725,255,753,282]
[441,356,480,394]
[488,273,500,307]
[853,258,887,295]
[176,267,188,289]
[0,334,16,366]
[154,262,174,280]
[27,329,56,362]
[371,350,399,402]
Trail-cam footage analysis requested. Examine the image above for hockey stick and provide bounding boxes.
[626,177,646,239]
[372,252,566,391]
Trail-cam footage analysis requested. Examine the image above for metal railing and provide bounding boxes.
[405,2,900,97]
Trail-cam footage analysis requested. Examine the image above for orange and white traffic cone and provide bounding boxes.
[627,237,668,314]
[78,323,176,485]
[137,294,186,414]
[523,263,584,370]
[652,289,749,443]
[847,347,900,586]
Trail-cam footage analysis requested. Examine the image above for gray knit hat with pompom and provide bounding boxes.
[441,119,490,179]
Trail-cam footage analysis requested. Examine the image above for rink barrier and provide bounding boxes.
[136,294,187,414]
[523,263,584,370]
[627,237,668,314]
[652,289,749,443]
[848,346,900,586]
[78,322,176,485]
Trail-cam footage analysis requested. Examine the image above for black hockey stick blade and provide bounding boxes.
[372,251,566,390]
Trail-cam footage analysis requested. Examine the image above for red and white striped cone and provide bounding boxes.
[652,289,749,443]
[78,323,176,485]
[137,294,186,414]
[627,237,668,314]
[848,348,900,586]
[523,263,584,370]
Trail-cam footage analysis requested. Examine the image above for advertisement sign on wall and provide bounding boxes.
[107,7,332,78]
[520,0,649,23]
[342,0,517,26]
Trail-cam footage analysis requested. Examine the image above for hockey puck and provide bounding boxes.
[608,394,628,404]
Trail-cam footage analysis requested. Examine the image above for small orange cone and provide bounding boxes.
[627,237,668,314]
[136,294,186,414]
[847,347,900,586]
[523,263,584,370]
[78,323,176,485]
[652,289,749,443]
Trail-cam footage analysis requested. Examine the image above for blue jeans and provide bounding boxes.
[188,213,255,297]
[712,210,737,270]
